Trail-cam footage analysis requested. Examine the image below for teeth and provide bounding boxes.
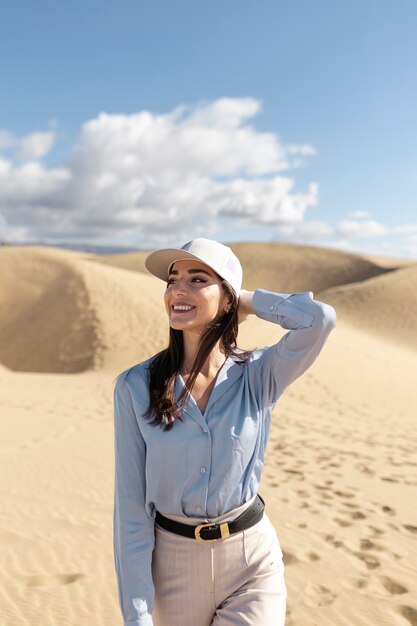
[173,305,194,311]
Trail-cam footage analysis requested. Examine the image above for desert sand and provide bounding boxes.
[0,242,416,626]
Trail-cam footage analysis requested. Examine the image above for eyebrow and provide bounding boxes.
[168,268,212,277]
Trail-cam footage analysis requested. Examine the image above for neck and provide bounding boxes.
[181,331,226,377]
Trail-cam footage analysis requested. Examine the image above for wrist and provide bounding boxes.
[238,290,255,322]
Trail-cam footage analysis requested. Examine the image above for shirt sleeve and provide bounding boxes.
[113,371,155,626]
[250,288,337,405]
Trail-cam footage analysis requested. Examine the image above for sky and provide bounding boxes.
[1,0,416,258]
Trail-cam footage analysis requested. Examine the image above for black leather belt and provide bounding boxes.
[155,494,265,543]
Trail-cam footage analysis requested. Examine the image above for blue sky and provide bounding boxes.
[1,0,416,257]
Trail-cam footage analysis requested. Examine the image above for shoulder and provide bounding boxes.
[114,356,155,393]
[231,347,272,375]
[243,347,275,374]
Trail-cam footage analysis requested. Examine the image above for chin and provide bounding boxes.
[168,317,189,331]
[169,322,185,331]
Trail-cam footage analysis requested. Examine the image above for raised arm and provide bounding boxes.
[113,372,155,626]
[240,288,336,405]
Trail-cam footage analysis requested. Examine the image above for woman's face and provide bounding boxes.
[164,259,231,333]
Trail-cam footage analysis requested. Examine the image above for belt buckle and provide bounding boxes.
[194,522,231,543]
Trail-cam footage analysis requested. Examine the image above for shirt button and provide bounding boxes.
[196,506,202,512]
[269,305,274,311]
[200,467,206,473]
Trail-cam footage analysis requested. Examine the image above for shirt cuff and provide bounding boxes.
[252,288,287,317]
[124,617,153,626]
[252,288,315,328]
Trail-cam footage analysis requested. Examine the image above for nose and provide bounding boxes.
[170,277,188,295]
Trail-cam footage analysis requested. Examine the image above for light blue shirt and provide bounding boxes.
[113,289,336,625]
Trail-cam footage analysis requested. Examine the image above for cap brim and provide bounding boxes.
[145,248,215,282]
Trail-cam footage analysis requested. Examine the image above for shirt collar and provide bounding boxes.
[174,355,245,425]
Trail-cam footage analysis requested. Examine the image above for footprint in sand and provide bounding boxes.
[356,463,375,476]
[333,517,352,527]
[320,492,333,500]
[323,533,344,549]
[343,576,368,591]
[283,468,305,480]
[341,502,359,509]
[403,524,417,535]
[352,552,381,570]
[24,573,84,587]
[318,498,332,507]
[282,550,300,566]
[381,505,396,516]
[396,605,417,626]
[304,582,336,607]
[299,551,321,563]
[377,576,407,595]
[350,511,367,520]
[334,489,356,499]
[360,538,384,551]
[380,476,401,483]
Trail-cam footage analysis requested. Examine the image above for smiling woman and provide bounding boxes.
[112,238,336,626]
[165,261,230,334]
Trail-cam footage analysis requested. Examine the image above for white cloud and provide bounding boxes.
[278,220,333,239]
[0,98,318,244]
[271,216,417,260]
[17,132,56,160]
[394,224,417,234]
[211,179,318,224]
[0,157,71,203]
[0,129,56,160]
[0,99,416,259]
[336,219,388,239]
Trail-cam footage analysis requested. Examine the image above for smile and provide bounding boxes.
[172,305,196,312]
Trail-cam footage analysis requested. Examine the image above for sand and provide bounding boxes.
[0,242,416,626]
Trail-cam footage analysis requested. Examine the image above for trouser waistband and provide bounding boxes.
[155,494,265,542]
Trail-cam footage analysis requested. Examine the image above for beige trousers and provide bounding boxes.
[152,496,287,625]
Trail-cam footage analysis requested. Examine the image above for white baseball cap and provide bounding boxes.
[145,238,243,297]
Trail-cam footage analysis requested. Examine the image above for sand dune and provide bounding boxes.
[0,248,98,372]
[321,264,417,350]
[2,244,414,373]
[0,243,416,626]
[97,242,400,295]
[0,247,167,373]
[77,257,168,371]
[229,242,400,294]
[94,249,149,274]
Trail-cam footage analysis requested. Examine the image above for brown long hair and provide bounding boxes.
[144,280,248,431]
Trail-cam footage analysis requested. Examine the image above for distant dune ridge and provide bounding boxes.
[0,242,411,373]
[321,264,417,350]
[0,242,416,626]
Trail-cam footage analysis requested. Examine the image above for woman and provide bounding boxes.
[113,238,336,626]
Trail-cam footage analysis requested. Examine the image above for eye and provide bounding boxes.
[166,278,175,285]
[191,277,207,283]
